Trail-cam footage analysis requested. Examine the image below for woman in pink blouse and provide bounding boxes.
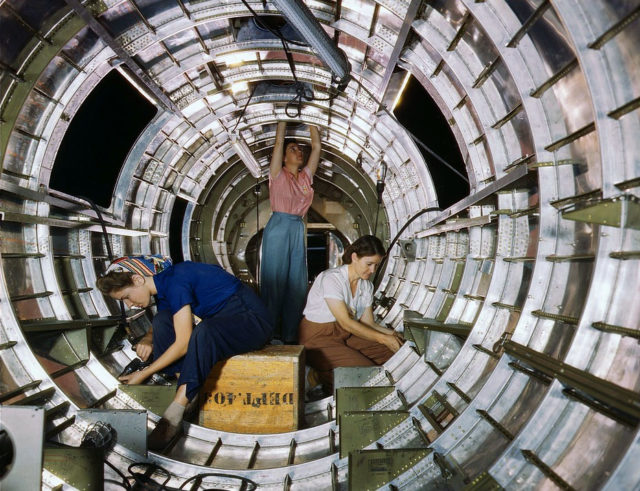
[260,121,321,343]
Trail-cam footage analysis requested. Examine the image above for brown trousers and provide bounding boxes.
[299,316,394,389]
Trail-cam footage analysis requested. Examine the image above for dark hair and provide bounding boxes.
[282,138,301,166]
[96,271,135,295]
[343,235,386,264]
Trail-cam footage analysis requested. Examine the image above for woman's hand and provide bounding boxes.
[381,332,404,353]
[119,369,150,385]
[134,336,153,361]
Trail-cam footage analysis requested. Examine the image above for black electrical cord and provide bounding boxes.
[231,82,259,134]
[373,207,440,287]
[238,1,465,186]
[128,462,171,489]
[79,196,128,331]
[239,0,343,118]
[104,459,132,490]
[350,77,469,185]
[80,196,114,260]
[178,472,257,490]
[240,0,308,47]
[104,459,258,491]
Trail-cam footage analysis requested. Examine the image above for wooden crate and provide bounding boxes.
[199,344,304,434]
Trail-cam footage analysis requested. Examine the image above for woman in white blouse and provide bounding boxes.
[299,235,404,391]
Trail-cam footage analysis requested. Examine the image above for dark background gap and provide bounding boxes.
[393,75,468,209]
[50,69,157,208]
[169,196,189,264]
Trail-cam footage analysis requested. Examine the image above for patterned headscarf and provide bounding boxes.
[104,255,172,277]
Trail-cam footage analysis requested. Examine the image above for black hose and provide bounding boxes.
[240,0,342,118]
[373,207,440,287]
[78,196,128,330]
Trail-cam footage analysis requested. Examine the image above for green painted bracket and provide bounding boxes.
[336,386,395,424]
[450,261,466,292]
[407,325,426,354]
[348,448,432,491]
[44,446,104,490]
[464,471,504,490]
[49,327,90,365]
[118,384,176,416]
[561,194,640,229]
[339,411,409,458]
[403,311,472,339]
[436,294,455,322]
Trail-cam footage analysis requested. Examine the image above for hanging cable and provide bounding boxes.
[237,0,466,185]
[373,207,440,287]
[231,82,259,134]
[239,0,343,117]
[104,459,258,490]
[178,472,258,490]
[373,161,387,236]
[79,196,128,332]
[351,77,469,184]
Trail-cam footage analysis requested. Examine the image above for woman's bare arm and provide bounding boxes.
[325,299,403,352]
[119,305,193,383]
[270,121,287,178]
[306,125,321,176]
[361,307,404,340]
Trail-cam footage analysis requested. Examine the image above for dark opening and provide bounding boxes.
[393,75,468,209]
[169,196,189,265]
[0,430,14,478]
[307,231,328,281]
[50,69,157,207]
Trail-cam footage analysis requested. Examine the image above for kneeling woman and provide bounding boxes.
[97,256,272,450]
[299,236,403,391]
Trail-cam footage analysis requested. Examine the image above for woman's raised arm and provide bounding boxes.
[307,125,321,176]
[270,121,287,178]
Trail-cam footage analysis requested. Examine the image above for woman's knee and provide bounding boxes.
[190,324,212,347]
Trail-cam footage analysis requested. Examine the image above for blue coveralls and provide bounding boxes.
[151,261,273,401]
[260,211,308,343]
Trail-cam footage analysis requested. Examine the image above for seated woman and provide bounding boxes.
[96,255,272,451]
[299,236,403,391]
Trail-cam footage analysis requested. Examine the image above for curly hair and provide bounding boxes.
[342,235,386,264]
[96,271,135,295]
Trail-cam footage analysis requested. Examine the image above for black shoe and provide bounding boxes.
[147,417,183,452]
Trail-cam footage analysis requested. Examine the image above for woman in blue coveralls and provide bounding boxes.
[96,255,272,451]
[261,121,321,343]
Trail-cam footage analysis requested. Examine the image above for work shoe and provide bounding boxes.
[184,395,199,423]
[147,417,183,452]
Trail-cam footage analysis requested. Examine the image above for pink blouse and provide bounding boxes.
[269,166,314,216]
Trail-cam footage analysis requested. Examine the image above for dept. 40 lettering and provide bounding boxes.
[206,392,295,408]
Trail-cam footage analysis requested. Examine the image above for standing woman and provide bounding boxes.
[299,235,404,391]
[96,255,272,451]
[261,121,321,343]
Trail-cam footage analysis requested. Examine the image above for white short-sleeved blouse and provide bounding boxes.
[303,265,373,323]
